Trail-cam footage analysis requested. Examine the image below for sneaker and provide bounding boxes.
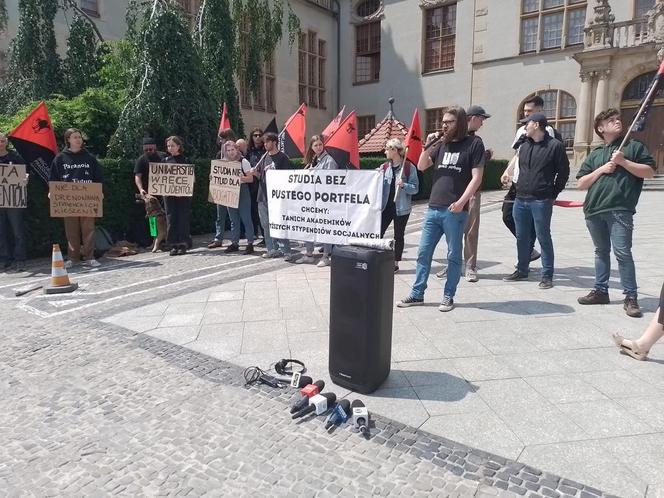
[503,270,528,282]
[438,296,455,312]
[261,250,275,259]
[624,297,643,318]
[530,249,541,262]
[539,277,553,289]
[3,260,13,270]
[224,243,239,254]
[169,247,178,256]
[207,240,223,249]
[394,264,399,273]
[296,255,316,264]
[243,244,254,255]
[396,296,424,308]
[317,256,331,267]
[178,245,187,255]
[435,266,448,279]
[578,289,610,305]
[256,239,266,247]
[284,253,302,263]
[64,259,75,268]
[466,269,478,283]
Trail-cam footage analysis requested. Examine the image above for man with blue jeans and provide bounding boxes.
[576,108,656,317]
[503,113,569,289]
[397,106,485,312]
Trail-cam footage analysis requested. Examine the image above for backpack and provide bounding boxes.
[94,225,114,257]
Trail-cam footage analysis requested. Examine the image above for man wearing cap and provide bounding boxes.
[436,105,491,282]
[503,113,569,289]
[133,137,166,247]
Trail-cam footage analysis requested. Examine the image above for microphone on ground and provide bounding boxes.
[292,392,337,419]
[289,380,325,413]
[324,399,351,429]
[351,399,369,434]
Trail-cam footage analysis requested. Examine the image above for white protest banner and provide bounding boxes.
[208,159,241,208]
[148,162,195,197]
[49,181,103,217]
[266,169,383,245]
[0,163,27,208]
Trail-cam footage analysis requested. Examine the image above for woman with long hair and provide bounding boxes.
[163,135,192,256]
[49,128,104,268]
[380,138,419,272]
[246,128,265,240]
[221,141,255,255]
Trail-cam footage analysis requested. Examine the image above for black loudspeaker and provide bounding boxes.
[328,245,394,394]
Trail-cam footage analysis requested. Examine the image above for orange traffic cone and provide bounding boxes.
[44,244,78,294]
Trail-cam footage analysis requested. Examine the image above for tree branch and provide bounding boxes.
[61,0,105,42]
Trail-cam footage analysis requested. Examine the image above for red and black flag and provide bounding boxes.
[218,102,232,134]
[325,111,359,169]
[264,116,279,135]
[321,106,345,143]
[404,108,423,166]
[630,59,664,133]
[279,103,307,158]
[8,102,58,184]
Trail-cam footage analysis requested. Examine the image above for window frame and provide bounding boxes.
[425,107,448,138]
[354,21,381,85]
[80,0,100,17]
[298,30,327,109]
[238,16,276,113]
[357,115,376,140]
[634,0,655,18]
[422,3,457,74]
[519,0,587,54]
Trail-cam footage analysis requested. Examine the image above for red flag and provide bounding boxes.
[218,102,232,133]
[404,108,423,166]
[279,103,307,158]
[321,106,345,143]
[553,200,583,208]
[325,111,359,169]
[8,101,58,184]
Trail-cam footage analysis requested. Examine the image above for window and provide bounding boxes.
[355,22,381,83]
[238,17,276,113]
[81,0,99,16]
[298,31,327,109]
[356,0,380,17]
[635,0,655,18]
[423,3,457,72]
[518,90,577,148]
[425,107,447,137]
[175,0,200,26]
[520,0,587,53]
[622,71,662,101]
[358,115,376,140]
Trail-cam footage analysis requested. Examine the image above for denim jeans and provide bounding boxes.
[228,185,255,245]
[585,210,637,297]
[411,207,468,300]
[214,204,228,242]
[257,201,277,252]
[0,208,27,263]
[513,198,554,278]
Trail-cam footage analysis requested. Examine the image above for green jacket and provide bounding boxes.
[576,138,655,218]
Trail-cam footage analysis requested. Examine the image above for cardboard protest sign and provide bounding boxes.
[148,162,195,197]
[0,163,28,208]
[266,169,383,245]
[49,181,103,217]
[208,159,242,208]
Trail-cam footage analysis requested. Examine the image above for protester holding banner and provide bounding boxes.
[246,128,265,242]
[0,132,27,272]
[49,128,104,268]
[397,106,485,312]
[163,136,192,256]
[221,141,255,255]
[290,135,339,265]
[251,132,293,259]
[208,129,235,249]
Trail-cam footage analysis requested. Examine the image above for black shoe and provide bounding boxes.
[178,244,187,255]
[224,243,239,254]
[578,289,609,305]
[169,247,178,256]
[396,296,424,308]
[503,270,528,282]
[624,297,643,318]
[539,277,553,289]
[394,264,399,273]
[243,244,254,255]
[3,260,13,270]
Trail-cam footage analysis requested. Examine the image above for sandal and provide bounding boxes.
[612,333,649,361]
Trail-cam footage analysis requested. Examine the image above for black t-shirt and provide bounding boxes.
[257,151,291,203]
[0,150,24,164]
[134,151,166,190]
[428,135,485,210]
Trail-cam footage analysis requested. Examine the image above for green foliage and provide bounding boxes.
[95,40,134,103]
[108,1,217,160]
[195,0,244,137]
[1,0,62,114]
[0,0,8,32]
[63,13,106,96]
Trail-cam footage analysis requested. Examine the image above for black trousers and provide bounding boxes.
[249,182,262,237]
[503,185,536,253]
[0,208,26,263]
[659,282,664,325]
[164,196,192,245]
[380,208,410,262]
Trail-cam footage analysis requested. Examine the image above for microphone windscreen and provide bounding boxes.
[322,393,337,405]
[338,399,351,412]
[297,375,313,388]
[351,399,365,409]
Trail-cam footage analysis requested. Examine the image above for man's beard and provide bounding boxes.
[442,127,456,143]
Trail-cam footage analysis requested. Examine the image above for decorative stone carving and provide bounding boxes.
[597,68,611,80]
[579,70,594,83]
[419,0,457,7]
[646,0,664,60]
[584,0,615,49]
[351,0,384,24]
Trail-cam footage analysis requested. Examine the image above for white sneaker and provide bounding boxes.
[438,296,455,312]
[317,256,330,267]
[262,250,277,259]
[85,259,101,268]
[284,253,302,263]
[64,260,74,269]
[466,269,478,283]
[296,255,316,264]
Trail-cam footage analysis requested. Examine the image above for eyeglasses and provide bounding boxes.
[252,133,262,137]
[442,120,457,126]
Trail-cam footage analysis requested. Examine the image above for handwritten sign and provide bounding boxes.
[148,162,195,197]
[0,163,27,208]
[208,159,242,208]
[49,182,103,217]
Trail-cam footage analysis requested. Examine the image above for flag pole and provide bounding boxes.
[393,145,408,203]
